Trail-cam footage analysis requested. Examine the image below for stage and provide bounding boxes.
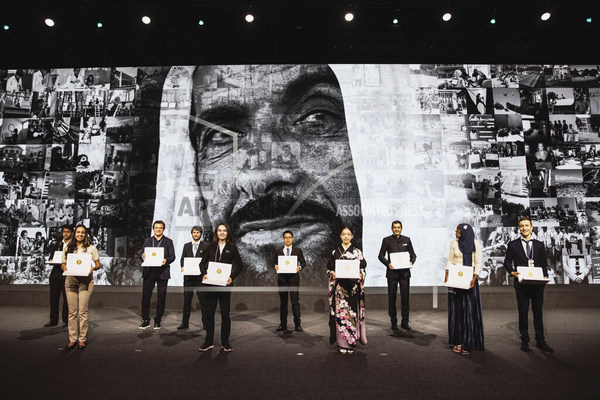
[1,297,599,399]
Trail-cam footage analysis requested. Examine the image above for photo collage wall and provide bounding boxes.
[1,64,600,287]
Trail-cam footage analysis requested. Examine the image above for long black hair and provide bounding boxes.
[65,224,93,254]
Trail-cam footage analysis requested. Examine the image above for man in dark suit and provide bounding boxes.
[274,230,307,332]
[503,216,554,353]
[378,220,417,330]
[44,225,72,327]
[138,220,176,330]
[178,226,208,330]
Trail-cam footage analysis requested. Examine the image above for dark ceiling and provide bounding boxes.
[1,0,597,68]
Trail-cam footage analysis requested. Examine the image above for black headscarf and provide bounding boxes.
[458,223,475,267]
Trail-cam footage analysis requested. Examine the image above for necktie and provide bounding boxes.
[193,243,198,255]
[217,246,221,261]
[286,247,290,256]
[525,240,532,259]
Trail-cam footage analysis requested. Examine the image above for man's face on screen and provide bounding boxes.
[189,64,362,284]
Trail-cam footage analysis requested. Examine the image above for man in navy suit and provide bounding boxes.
[177,226,208,330]
[274,230,307,332]
[138,220,176,330]
[378,220,417,330]
[503,216,554,353]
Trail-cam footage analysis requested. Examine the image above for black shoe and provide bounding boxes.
[177,324,189,330]
[401,323,411,331]
[139,320,151,330]
[65,342,77,350]
[521,342,530,352]
[44,322,58,327]
[222,344,234,352]
[276,325,288,332]
[78,342,87,349]
[536,341,554,353]
[153,321,162,330]
[198,343,214,352]
[391,324,399,331]
[295,325,303,332]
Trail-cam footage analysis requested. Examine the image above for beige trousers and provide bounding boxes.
[65,276,94,343]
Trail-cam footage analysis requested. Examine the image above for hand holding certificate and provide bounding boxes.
[516,266,550,285]
[203,262,232,286]
[183,257,202,276]
[142,247,164,267]
[444,265,474,290]
[63,253,93,276]
[335,259,360,279]
[389,252,411,269]
[277,256,298,274]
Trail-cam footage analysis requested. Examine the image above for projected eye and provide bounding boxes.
[291,108,344,137]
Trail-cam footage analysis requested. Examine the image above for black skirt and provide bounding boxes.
[448,280,485,351]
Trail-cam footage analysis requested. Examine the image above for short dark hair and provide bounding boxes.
[518,216,532,226]
[61,225,73,233]
[153,220,166,229]
[391,220,402,228]
[283,230,293,238]
[191,225,203,234]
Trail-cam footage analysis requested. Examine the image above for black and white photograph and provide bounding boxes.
[527,197,560,227]
[16,226,46,256]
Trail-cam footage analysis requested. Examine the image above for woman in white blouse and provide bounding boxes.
[444,223,484,354]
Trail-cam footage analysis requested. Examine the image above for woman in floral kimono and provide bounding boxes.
[327,227,367,354]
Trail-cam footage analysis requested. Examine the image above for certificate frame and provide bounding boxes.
[204,261,232,286]
[142,247,164,267]
[183,257,202,276]
[389,252,411,269]
[277,255,298,274]
[63,253,93,276]
[48,250,64,264]
[444,265,474,290]
[335,259,360,279]
[517,266,549,285]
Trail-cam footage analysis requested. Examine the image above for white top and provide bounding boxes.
[446,239,482,276]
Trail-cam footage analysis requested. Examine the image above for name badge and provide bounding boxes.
[528,259,534,268]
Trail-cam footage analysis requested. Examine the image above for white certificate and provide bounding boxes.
[444,265,474,290]
[390,252,411,269]
[63,253,93,276]
[48,250,64,264]
[277,255,298,274]
[517,266,549,285]
[203,262,232,286]
[142,247,164,267]
[183,257,202,276]
[335,259,360,279]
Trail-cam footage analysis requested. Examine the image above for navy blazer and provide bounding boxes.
[274,246,307,272]
[137,236,176,280]
[378,234,417,279]
[199,242,244,283]
[503,238,548,287]
[180,241,208,268]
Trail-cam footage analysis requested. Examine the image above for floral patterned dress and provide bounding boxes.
[327,244,367,349]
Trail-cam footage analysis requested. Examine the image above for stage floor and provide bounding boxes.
[1,306,599,399]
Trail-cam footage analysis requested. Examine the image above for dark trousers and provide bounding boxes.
[201,290,231,346]
[141,270,168,322]
[278,275,300,327]
[387,273,410,325]
[182,276,206,327]
[515,284,545,343]
[49,276,68,324]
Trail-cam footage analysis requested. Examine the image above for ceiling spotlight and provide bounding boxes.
[45,18,55,27]
[345,12,354,22]
[245,14,254,23]
[490,18,496,24]
[142,16,151,24]
[442,13,452,22]
[97,22,103,28]
[392,18,399,25]
[198,19,205,26]
[586,17,592,23]
[3,24,9,31]
[541,12,551,21]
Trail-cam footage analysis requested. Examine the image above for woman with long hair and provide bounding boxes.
[445,223,485,355]
[327,226,367,354]
[61,224,101,349]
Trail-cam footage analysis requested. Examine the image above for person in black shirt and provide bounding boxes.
[177,226,208,330]
[198,222,243,352]
[44,225,72,327]
[378,220,417,330]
